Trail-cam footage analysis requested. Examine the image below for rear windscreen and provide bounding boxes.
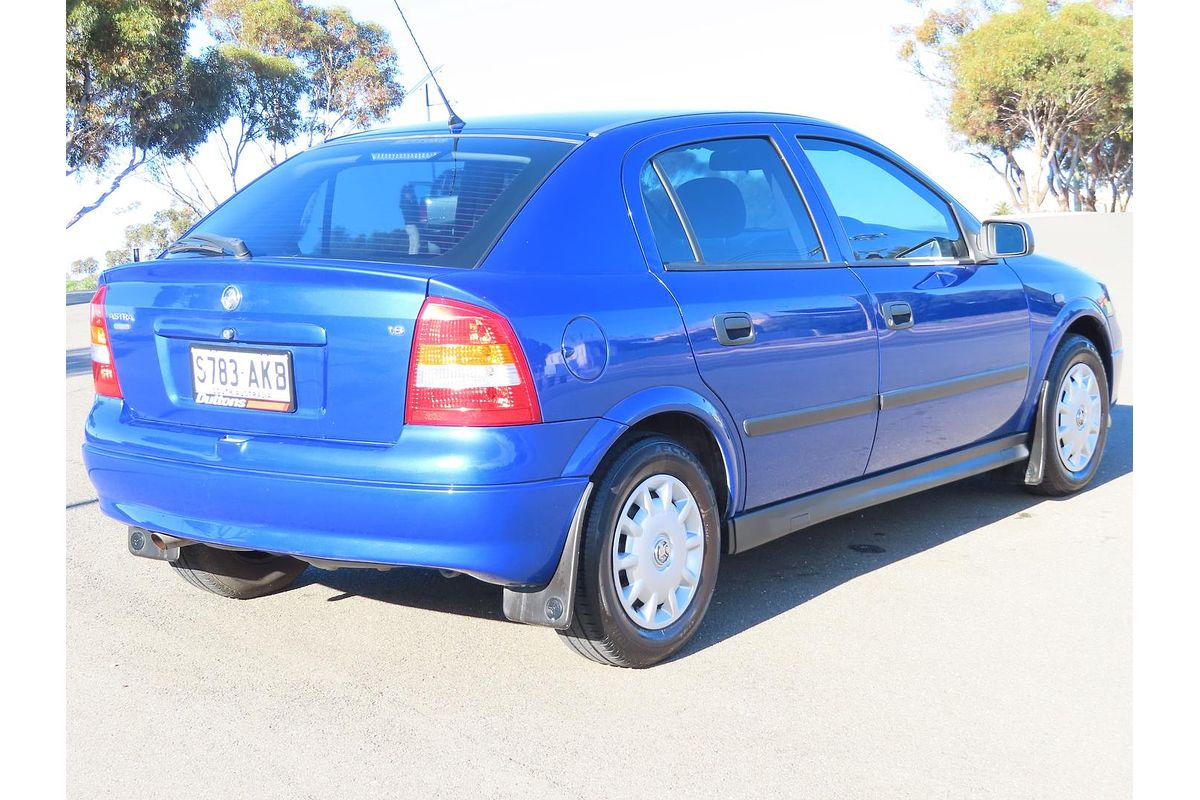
[179,136,575,268]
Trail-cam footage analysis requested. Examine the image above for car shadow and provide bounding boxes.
[295,405,1134,654]
[296,563,508,622]
[681,403,1132,659]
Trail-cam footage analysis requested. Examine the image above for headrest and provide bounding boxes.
[707,140,766,171]
[675,177,746,239]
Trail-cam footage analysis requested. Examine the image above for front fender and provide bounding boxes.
[1021,301,1112,430]
[560,385,745,516]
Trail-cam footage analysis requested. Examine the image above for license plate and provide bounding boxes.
[190,345,295,413]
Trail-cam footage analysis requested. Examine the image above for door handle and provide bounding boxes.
[881,301,915,330]
[713,312,756,346]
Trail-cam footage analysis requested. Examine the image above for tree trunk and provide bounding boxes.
[66,151,146,229]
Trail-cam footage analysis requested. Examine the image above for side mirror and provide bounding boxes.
[979,219,1034,258]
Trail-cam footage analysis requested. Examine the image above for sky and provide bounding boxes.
[63,0,1015,267]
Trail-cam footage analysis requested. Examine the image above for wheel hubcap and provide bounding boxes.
[611,473,704,630]
[1055,362,1102,473]
[652,538,672,568]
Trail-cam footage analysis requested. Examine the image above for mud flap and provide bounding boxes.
[1024,380,1051,485]
[502,483,593,629]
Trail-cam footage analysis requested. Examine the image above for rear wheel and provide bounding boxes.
[170,544,307,599]
[1028,334,1110,496]
[559,435,721,668]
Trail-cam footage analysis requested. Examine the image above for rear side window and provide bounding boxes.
[798,138,968,261]
[645,137,825,265]
[182,136,574,268]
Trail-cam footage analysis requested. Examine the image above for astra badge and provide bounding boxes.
[220,285,242,311]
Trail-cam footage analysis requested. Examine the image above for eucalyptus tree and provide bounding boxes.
[66,0,230,227]
[152,0,405,213]
[898,0,1132,212]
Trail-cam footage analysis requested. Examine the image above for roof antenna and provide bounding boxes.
[392,1,464,130]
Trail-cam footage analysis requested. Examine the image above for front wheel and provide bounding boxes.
[1028,334,1111,496]
[559,435,721,668]
[170,544,307,599]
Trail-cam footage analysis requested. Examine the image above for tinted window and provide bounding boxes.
[652,138,824,264]
[181,136,573,268]
[640,164,696,263]
[799,138,967,261]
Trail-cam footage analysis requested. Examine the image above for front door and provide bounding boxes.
[625,127,879,510]
[789,133,1031,473]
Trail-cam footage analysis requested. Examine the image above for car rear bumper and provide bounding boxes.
[85,442,588,586]
[83,398,597,587]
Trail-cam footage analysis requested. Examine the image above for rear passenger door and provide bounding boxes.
[785,130,1031,473]
[624,125,879,511]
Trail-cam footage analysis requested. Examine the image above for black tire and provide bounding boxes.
[559,435,721,668]
[1027,334,1111,497]
[170,544,307,599]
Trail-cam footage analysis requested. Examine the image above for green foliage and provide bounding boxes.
[949,2,1131,146]
[992,200,1014,215]
[219,46,304,143]
[302,5,405,142]
[899,1,1132,212]
[68,0,404,224]
[897,0,1003,76]
[104,248,131,268]
[70,256,100,278]
[151,0,405,212]
[205,0,405,145]
[210,44,306,187]
[66,1,232,226]
[67,0,197,172]
[69,205,197,273]
[205,0,309,52]
[67,276,100,292]
[123,205,201,258]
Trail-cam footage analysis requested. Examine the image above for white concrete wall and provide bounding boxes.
[1009,212,1133,400]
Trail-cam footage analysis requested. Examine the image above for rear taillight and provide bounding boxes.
[405,297,541,426]
[89,285,122,398]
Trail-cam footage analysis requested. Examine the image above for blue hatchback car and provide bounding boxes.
[84,111,1122,667]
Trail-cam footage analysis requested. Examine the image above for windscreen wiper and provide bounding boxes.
[167,232,252,259]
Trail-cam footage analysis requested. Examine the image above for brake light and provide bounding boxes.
[89,285,122,398]
[406,297,541,426]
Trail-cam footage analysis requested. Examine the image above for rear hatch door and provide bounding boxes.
[103,257,431,444]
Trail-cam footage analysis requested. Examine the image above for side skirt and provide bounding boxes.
[728,434,1030,554]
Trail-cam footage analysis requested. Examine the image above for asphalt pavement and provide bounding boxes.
[65,246,1132,798]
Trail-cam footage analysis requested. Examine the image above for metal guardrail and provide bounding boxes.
[66,291,94,306]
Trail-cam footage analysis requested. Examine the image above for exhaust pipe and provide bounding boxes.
[128,527,192,561]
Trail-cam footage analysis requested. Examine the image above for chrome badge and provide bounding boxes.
[220,285,242,312]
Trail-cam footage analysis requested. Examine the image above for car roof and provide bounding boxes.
[337,110,844,142]
[325,110,975,223]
